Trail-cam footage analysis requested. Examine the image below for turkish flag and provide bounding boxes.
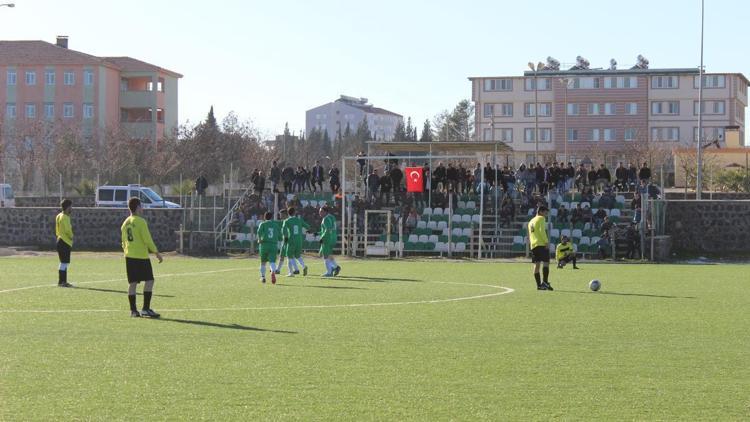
[406,167,424,192]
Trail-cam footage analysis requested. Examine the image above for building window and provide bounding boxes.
[487,103,512,117]
[624,128,637,141]
[6,103,16,119]
[588,103,600,115]
[84,70,94,86]
[567,128,579,141]
[483,104,494,118]
[45,70,55,86]
[652,127,679,141]
[694,127,725,141]
[605,76,638,89]
[524,103,552,117]
[603,128,615,141]
[604,103,616,115]
[25,103,36,118]
[651,76,678,89]
[524,78,551,91]
[7,70,16,86]
[651,101,680,115]
[694,75,725,89]
[590,129,600,142]
[567,103,580,116]
[484,78,513,91]
[83,103,94,119]
[63,103,74,118]
[44,103,54,119]
[25,71,36,86]
[499,128,512,142]
[64,71,75,86]
[627,103,638,115]
[694,100,725,115]
[539,128,551,142]
[570,77,599,90]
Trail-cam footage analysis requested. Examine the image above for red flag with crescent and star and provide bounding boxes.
[405,167,423,193]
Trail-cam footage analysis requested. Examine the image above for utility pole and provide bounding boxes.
[696,0,705,199]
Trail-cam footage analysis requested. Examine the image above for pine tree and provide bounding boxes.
[393,120,407,142]
[405,117,414,142]
[206,106,218,130]
[420,119,433,143]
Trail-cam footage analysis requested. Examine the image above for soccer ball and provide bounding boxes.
[589,279,601,292]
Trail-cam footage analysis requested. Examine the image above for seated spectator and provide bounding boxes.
[581,188,595,204]
[557,204,569,223]
[230,209,245,232]
[600,215,613,233]
[593,208,607,228]
[581,204,593,223]
[599,191,615,209]
[597,231,611,259]
[404,208,419,234]
[571,204,584,225]
[556,236,580,269]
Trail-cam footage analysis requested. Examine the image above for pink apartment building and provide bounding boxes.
[0,37,182,142]
[470,60,747,169]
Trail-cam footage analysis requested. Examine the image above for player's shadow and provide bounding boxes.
[333,276,422,283]
[153,317,297,334]
[556,290,696,299]
[74,286,175,298]
[276,283,367,290]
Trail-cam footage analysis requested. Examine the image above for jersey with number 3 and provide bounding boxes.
[257,220,282,245]
[121,215,159,259]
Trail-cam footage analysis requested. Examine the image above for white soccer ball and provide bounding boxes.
[589,279,601,292]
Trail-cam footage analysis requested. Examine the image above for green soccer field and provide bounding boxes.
[1,254,748,420]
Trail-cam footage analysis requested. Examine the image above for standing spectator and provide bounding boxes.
[366,169,380,203]
[457,164,468,194]
[195,175,208,196]
[504,167,516,198]
[253,170,266,194]
[627,162,638,191]
[390,164,403,205]
[473,163,482,193]
[575,164,587,192]
[422,163,431,206]
[446,163,458,193]
[282,165,294,193]
[303,166,313,192]
[404,207,419,234]
[626,223,640,259]
[269,161,281,193]
[293,166,305,192]
[596,164,612,191]
[587,165,599,193]
[311,161,325,192]
[328,164,340,193]
[614,162,628,192]
[357,151,367,177]
[639,162,651,182]
[434,162,447,192]
[565,162,575,192]
[535,163,545,194]
[597,231,611,259]
[379,170,392,205]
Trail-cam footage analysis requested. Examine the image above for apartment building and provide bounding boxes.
[0,37,182,142]
[306,95,403,142]
[470,60,747,168]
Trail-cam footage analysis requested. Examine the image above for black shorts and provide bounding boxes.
[531,246,550,263]
[559,254,575,263]
[56,239,71,264]
[125,258,154,284]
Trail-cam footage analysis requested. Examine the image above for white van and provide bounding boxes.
[0,183,15,207]
[96,184,181,209]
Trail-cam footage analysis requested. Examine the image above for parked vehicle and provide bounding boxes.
[95,184,180,208]
[0,183,15,207]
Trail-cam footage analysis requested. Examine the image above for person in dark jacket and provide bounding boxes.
[596,164,612,191]
[379,171,392,205]
[366,169,380,203]
[639,162,651,182]
[615,162,628,192]
[627,162,638,191]
[390,165,403,205]
[195,175,208,196]
[329,164,340,193]
[253,170,266,194]
[311,161,325,192]
[282,165,295,193]
[575,164,587,192]
[269,161,281,192]
[587,165,599,193]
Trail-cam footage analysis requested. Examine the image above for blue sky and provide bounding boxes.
[2,0,748,141]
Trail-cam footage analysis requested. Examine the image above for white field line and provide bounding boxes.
[0,268,246,295]
[0,274,514,314]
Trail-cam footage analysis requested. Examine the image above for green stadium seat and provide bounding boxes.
[230,240,242,249]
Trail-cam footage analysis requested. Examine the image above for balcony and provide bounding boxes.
[119,76,165,108]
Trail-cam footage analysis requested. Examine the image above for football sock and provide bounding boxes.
[278,258,285,268]
[270,262,277,273]
[297,257,305,268]
[58,270,66,284]
[534,273,541,287]
[288,260,295,272]
[128,295,137,312]
[260,263,266,278]
[143,291,152,310]
[324,259,333,274]
[330,258,338,268]
[542,267,549,283]
[291,259,299,272]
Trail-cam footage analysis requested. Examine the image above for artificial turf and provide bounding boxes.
[1,254,748,420]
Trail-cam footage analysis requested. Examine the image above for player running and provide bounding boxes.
[528,205,553,291]
[318,206,340,277]
[55,199,74,287]
[121,197,164,318]
[257,211,281,284]
[282,207,310,277]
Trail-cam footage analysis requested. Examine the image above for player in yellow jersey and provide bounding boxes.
[528,205,553,291]
[121,197,163,318]
[555,235,580,269]
[55,199,74,287]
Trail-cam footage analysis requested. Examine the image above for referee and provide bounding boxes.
[121,198,163,318]
[528,205,553,291]
[55,199,74,287]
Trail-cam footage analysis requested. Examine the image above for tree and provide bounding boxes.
[420,119,433,143]
[405,117,415,142]
[393,120,407,142]
[433,99,475,142]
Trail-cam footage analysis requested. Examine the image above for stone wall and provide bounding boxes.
[0,207,183,251]
[666,200,750,255]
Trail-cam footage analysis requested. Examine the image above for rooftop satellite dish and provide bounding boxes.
[609,59,617,70]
